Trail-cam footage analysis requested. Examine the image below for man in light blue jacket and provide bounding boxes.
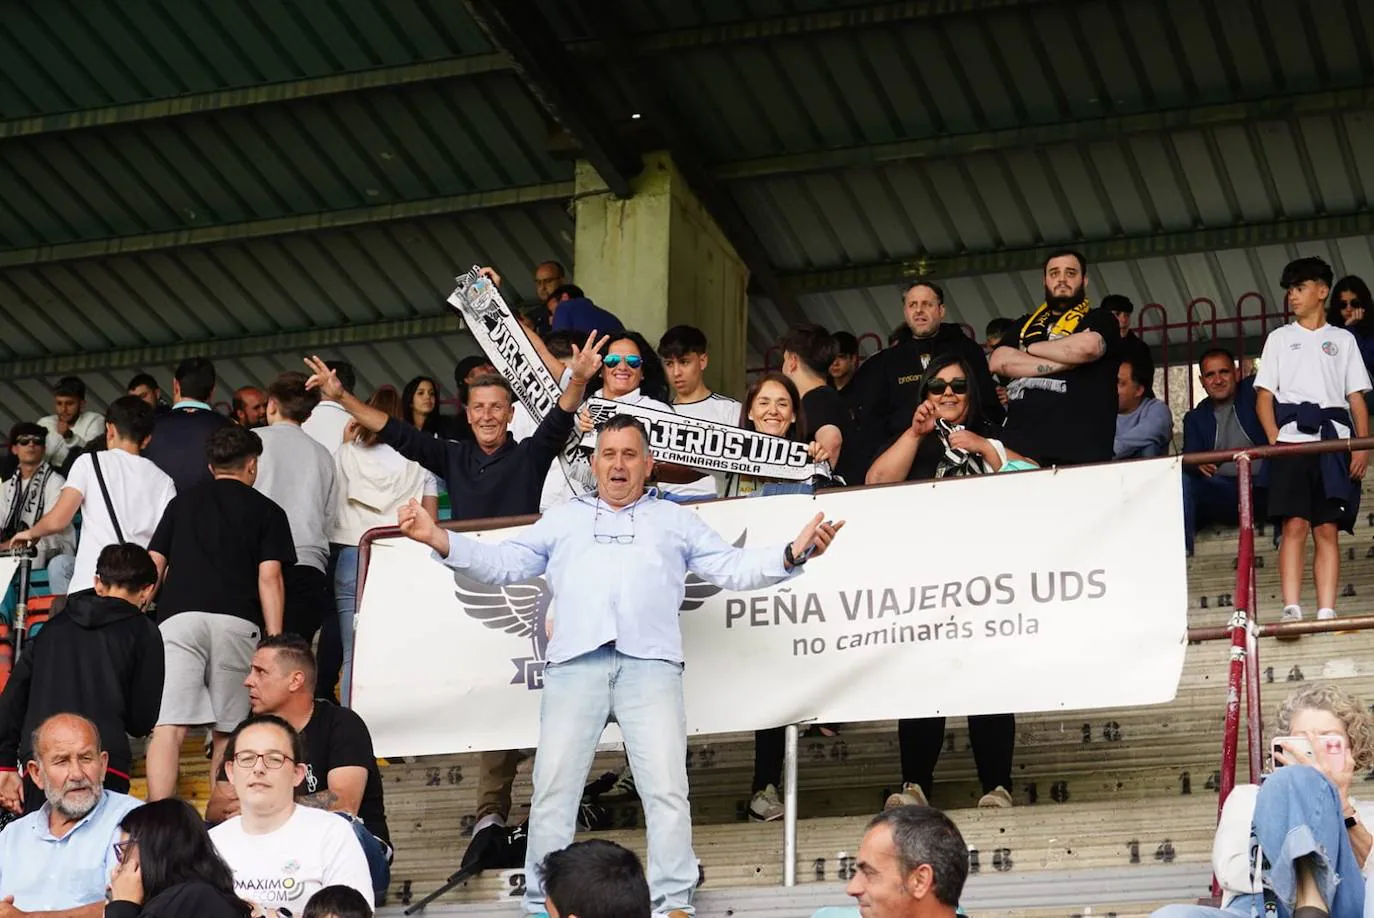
[1115,356,1173,459]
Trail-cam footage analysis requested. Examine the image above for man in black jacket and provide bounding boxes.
[303,332,605,520]
[142,357,234,493]
[0,543,164,814]
[846,281,1002,474]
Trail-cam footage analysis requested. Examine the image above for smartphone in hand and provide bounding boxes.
[1271,733,1347,772]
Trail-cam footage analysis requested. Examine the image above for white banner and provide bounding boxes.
[0,559,17,598]
[352,459,1189,758]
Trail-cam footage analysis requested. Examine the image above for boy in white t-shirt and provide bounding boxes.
[1254,257,1372,624]
[12,395,176,595]
[210,714,374,913]
[657,324,742,501]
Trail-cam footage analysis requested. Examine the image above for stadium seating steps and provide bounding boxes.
[16,482,1374,918]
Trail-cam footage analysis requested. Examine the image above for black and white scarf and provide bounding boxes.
[932,420,989,479]
[1,462,54,541]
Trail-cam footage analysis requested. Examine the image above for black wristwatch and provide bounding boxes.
[1346,813,1359,829]
[785,544,807,568]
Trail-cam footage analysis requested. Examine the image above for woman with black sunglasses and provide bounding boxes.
[861,352,1025,812]
[1328,275,1374,378]
[107,798,250,918]
[865,352,1033,484]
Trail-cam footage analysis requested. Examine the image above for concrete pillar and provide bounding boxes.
[573,152,749,398]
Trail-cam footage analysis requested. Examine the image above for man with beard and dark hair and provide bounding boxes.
[989,250,1121,467]
[233,386,267,429]
[846,282,1001,475]
[0,714,143,915]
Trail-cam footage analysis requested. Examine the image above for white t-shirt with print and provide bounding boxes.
[667,392,743,498]
[211,805,375,911]
[1254,322,1372,443]
[63,450,176,593]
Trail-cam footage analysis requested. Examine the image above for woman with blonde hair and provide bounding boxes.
[1153,682,1374,918]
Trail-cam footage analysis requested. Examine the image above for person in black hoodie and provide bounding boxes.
[0,542,164,814]
[846,281,1002,475]
[107,798,251,918]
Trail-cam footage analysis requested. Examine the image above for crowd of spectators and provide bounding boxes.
[0,252,1369,918]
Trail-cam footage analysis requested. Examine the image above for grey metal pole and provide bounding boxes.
[783,723,799,887]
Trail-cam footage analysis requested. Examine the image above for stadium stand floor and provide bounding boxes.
[128,493,1374,917]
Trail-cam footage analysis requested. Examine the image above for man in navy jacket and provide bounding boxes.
[1181,347,1268,555]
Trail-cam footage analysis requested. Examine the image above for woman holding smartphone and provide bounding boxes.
[1153,683,1374,918]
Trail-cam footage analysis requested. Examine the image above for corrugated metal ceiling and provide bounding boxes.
[3,0,1372,432]
[0,0,493,117]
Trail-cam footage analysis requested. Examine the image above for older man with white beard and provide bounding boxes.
[0,713,142,916]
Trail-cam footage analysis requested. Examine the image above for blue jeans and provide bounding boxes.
[1153,895,1263,918]
[332,546,359,704]
[522,646,696,917]
[45,554,74,594]
[343,814,392,898]
[1253,765,1365,918]
[757,482,813,497]
[1183,474,1242,555]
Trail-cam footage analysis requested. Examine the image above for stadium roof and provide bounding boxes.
[1,0,1372,427]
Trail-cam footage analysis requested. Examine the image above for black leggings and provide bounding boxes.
[752,727,785,793]
[898,714,1015,794]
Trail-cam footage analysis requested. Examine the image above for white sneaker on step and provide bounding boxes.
[978,786,1014,808]
[884,782,929,809]
[1318,608,1338,621]
[748,784,784,822]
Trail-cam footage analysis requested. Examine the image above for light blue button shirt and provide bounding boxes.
[0,789,142,910]
[440,490,798,663]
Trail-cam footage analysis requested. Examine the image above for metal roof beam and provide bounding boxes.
[628,0,1058,53]
[0,56,511,139]
[0,182,572,269]
[782,212,1374,293]
[714,87,1374,182]
[0,314,465,382]
[463,0,641,199]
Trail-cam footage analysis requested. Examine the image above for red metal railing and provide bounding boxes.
[749,293,1296,401]
[1183,436,1374,898]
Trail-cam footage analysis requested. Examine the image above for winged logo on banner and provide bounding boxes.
[586,400,622,429]
[453,531,747,688]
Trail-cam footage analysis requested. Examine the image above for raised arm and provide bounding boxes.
[867,402,934,484]
[557,330,609,414]
[305,355,387,433]
[307,355,450,476]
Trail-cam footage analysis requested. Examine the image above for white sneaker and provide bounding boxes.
[1318,608,1338,621]
[1278,605,1303,641]
[748,784,784,822]
[884,782,929,810]
[977,785,1014,808]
